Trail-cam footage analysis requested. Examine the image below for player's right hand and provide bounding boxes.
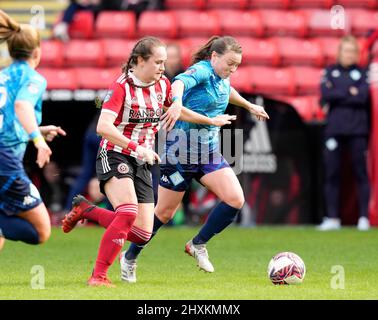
[34,138,52,168]
[136,145,161,165]
[211,114,237,126]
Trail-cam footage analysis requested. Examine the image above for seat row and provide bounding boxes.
[40,37,368,69]
[37,66,324,97]
[163,0,376,10]
[67,9,378,40]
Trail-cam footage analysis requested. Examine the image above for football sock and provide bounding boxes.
[193,202,240,245]
[93,203,137,278]
[125,215,164,261]
[82,206,116,228]
[0,214,39,244]
[127,225,152,245]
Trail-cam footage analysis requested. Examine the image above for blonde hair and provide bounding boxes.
[337,35,359,62]
[0,10,40,60]
[191,36,242,65]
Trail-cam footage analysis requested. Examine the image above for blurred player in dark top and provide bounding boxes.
[318,35,371,231]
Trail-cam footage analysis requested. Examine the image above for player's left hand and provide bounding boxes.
[39,125,67,142]
[161,101,182,131]
[248,104,270,121]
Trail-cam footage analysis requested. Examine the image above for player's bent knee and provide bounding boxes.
[225,196,245,210]
[157,210,175,224]
[37,228,51,244]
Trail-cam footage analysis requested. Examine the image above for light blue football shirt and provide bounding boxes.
[170,60,231,155]
[0,61,46,174]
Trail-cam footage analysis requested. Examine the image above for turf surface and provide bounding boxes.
[0,226,377,300]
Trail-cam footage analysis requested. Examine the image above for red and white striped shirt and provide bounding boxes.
[100,71,172,158]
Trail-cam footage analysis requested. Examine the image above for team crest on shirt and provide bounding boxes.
[27,82,39,94]
[157,93,163,103]
[117,163,129,174]
[103,90,113,103]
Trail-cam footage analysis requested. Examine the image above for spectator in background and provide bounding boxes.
[53,0,164,41]
[164,43,185,81]
[317,35,371,231]
[53,0,101,41]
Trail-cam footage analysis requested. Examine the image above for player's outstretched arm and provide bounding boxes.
[229,87,269,121]
[15,100,51,168]
[178,107,236,127]
[39,125,66,142]
[160,80,184,131]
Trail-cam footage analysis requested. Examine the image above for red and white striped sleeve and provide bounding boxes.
[101,79,126,117]
[163,76,173,108]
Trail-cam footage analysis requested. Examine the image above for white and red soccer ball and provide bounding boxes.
[267,252,306,285]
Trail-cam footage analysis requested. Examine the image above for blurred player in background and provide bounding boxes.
[317,35,371,231]
[0,10,66,251]
[121,36,269,282]
[61,36,235,287]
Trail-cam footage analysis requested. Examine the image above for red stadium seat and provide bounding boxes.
[165,0,205,10]
[291,66,322,95]
[318,37,340,65]
[237,37,280,66]
[230,66,251,93]
[68,11,94,39]
[335,0,377,9]
[40,40,64,67]
[248,0,290,9]
[37,68,77,90]
[76,68,120,90]
[64,40,105,67]
[95,11,136,39]
[281,96,325,122]
[212,10,264,37]
[350,9,378,37]
[138,11,177,38]
[101,39,137,67]
[205,0,248,9]
[258,10,307,37]
[302,9,350,37]
[274,37,324,67]
[290,0,333,8]
[249,67,296,96]
[174,11,220,38]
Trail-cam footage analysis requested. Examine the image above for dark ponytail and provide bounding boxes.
[191,35,242,65]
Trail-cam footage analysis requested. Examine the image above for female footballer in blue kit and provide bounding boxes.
[0,10,66,251]
[121,36,269,282]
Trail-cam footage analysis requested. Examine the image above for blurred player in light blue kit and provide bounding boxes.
[121,36,269,282]
[0,10,66,251]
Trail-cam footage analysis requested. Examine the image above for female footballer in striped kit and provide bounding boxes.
[121,36,269,282]
[61,36,235,287]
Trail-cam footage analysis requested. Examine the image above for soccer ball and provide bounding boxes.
[267,252,306,285]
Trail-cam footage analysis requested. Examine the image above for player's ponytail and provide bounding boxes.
[0,9,40,60]
[191,36,242,65]
[122,36,165,74]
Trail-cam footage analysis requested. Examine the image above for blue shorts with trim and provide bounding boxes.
[159,152,230,192]
[0,174,42,216]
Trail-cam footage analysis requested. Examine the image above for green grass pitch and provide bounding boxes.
[0,226,377,300]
